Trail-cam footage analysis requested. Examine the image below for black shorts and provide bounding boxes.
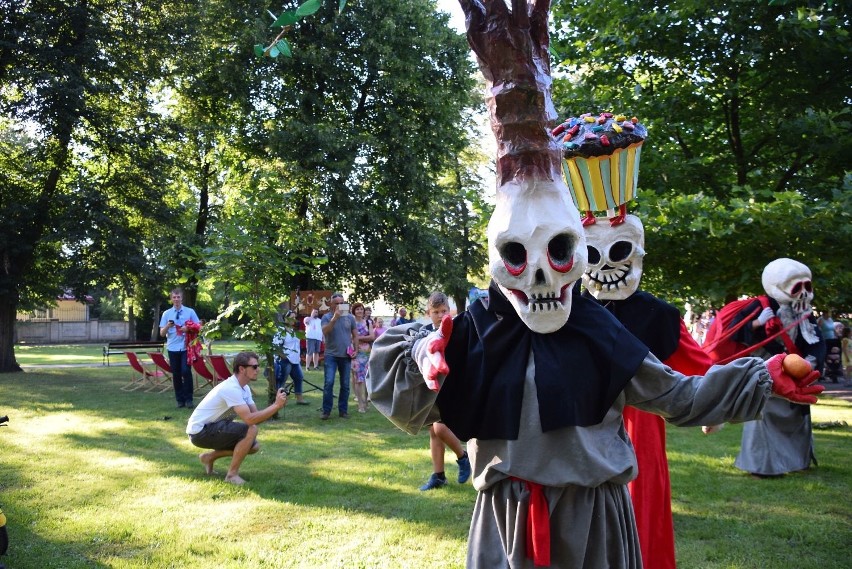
[189,419,250,451]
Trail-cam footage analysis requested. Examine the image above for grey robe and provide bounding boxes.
[734,396,815,475]
[368,323,773,569]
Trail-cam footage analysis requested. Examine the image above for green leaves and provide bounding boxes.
[260,0,339,59]
[550,0,851,311]
[295,0,322,17]
[268,39,292,59]
[270,11,300,28]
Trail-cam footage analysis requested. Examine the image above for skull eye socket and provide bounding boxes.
[608,241,633,263]
[587,245,601,265]
[500,242,527,276]
[547,233,575,273]
[791,280,813,295]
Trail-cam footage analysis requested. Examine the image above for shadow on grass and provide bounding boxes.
[56,416,475,543]
[1,518,112,569]
[6,368,472,539]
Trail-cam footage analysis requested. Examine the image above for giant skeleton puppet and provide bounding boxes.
[368,2,823,567]
[574,206,714,568]
[723,258,826,477]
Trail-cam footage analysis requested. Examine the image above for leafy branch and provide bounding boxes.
[254,0,347,58]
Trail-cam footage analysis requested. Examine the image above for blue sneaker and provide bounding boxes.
[419,473,448,491]
[457,454,471,484]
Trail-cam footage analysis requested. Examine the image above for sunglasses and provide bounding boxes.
[247,364,260,370]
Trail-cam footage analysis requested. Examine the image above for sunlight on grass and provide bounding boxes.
[0,367,848,568]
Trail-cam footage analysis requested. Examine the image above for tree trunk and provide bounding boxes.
[453,293,467,315]
[0,296,22,373]
[127,304,136,341]
[150,304,162,341]
[264,351,280,419]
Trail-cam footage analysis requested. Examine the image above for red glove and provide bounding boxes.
[766,353,824,405]
[423,315,453,391]
[764,317,782,337]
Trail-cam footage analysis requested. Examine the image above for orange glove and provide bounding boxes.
[766,353,824,405]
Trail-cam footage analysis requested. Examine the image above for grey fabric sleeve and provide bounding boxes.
[625,354,772,427]
[367,323,442,435]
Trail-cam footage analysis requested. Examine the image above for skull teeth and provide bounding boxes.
[529,292,562,313]
[587,264,631,290]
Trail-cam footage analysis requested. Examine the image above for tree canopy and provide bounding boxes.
[550,0,851,311]
[0,0,486,372]
[0,0,182,371]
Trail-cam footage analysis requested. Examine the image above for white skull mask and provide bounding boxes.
[762,258,814,314]
[488,178,587,333]
[582,215,645,301]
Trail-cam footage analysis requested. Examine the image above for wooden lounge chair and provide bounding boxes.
[191,356,216,391]
[208,355,232,383]
[122,352,167,391]
[146,352,174,393]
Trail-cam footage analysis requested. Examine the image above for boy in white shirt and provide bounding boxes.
[273,312,309,405]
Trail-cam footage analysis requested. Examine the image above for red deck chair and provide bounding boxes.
[122,352,166,391]
[191,356,216,391]
[146,352,174,393]
[208,355,232,383]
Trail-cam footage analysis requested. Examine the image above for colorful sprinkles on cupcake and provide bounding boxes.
[552,112,648,226]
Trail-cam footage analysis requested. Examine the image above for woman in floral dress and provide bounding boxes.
[350,302,375,413]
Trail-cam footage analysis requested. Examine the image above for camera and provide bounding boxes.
[338,303,350,315]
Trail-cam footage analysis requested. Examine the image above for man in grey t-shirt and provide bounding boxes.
[320,292,358,419]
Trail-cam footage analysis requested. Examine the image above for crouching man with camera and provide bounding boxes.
[186,351,287,485]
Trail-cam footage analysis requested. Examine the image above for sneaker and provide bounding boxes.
[420,473,448,491]
[457,454,471,484]
[339,411,350,419]
[320,413,330,421]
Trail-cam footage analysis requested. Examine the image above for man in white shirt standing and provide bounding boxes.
[186,351,288,485]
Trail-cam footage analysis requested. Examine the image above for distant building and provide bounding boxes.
[17,293,95,322]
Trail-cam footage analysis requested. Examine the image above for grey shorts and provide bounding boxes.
[189,419,250,451]
[306,339,321,354]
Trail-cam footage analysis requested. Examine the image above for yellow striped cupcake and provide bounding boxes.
[552,113,647,224]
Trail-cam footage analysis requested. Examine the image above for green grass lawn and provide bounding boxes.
[15,340,257,366]
[0,365,850,568]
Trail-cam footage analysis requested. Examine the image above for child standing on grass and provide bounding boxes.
[272,311,308,405]
[419,291,471,490]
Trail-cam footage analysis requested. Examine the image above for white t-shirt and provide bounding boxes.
[305,316,323,341]
[186,376,255,435]
[273,329,301,365]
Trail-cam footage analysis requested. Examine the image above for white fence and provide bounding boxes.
[15,320,130,344]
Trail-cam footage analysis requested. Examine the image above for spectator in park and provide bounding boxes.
[364,306,374,328]
[351,302,375,413]
[841,326,852,386]
[373,317,388,339]
[186,351,288,485]
[273,311,309,405]
[818,309,838,349]
[159,287,200,409]
[304,308,323,371]
[320,292,358,420]
[392,307,413,326]
[418,291,471,490]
